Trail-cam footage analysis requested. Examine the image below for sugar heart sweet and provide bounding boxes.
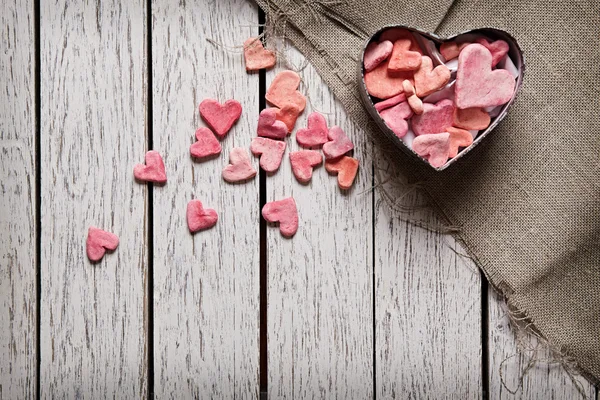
[380,101,413,138]
[453,107,490,130]
[134,150,167,183]
[186,200,218,232]
[475,37,509,67]
[266,70,306,112]
[190,127,222,159]
[374,93,406,112]
[411,99,454,136]
[379,28,421,52]
[244,37,276,71]
[257,108,288,140]
[402,80,423,115]
[86,226,119,262]
[412,132,451,168]
[388,39,422,72]
[364,59,414,99]
[222,147,257,183]
[447,127,474,158]
[250,137,286,173]
[296,112,329,147]
[289,150,322,183]
[414,56,451,97]
[363,40,393,72]
[440,41,471,61]
[275,104,301,133]
[262,197,298,237]
[323,126,354,159]
[455,44,515,109]
[325,156,359,190]
[199,99,242,139]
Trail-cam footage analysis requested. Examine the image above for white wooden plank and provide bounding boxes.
[488,288,596,399]
[0,1,36,398]
[151,0,260,397]
[267,46,373,398]
[375,181,482,398]
[40,1,148,397]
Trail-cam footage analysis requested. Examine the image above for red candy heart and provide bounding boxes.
[199,99,242,139]
[380,101,413,138]
[86,226,119,262]
[325,156,359,190]
[262,197,298,237]
[275,104,301,133]
[323,126,354,159]
[289,150,322,183]
[243,37,276,71]
[412,132,451,168]
[133,150,167,183]
[222,148,257,183]
[388,39,422,72]
[296,112,329,147]
[250,137,286,173]
[186,199,218,233]
[190,127,222,159]
[257,108,288,140]
[266,70,306,112]
[414,56,451,97]
[411,99,455,136]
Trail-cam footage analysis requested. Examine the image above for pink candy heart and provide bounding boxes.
[186,199,218,232]
[250,137,286,173]
[257,108,288,140]
[413,56,451,97]
[322,126,354,159]
[455,44,515,109]
[86,226,119,262]
[289,150,322,183]
[447,127,474,158]
[134,150,167,183]
[363,40,393,72]
[222,147,257,183]
[190,127,222,159]
[243,37,276,71]
[388,39,422,72]
[296,112,329,147]
[374,93,406,112]
[262,197,298,237]
[380,101,413,138]
[475,37,509,67]
[411,99,455,136]
[412,132,451,168]
[199,99,242,139]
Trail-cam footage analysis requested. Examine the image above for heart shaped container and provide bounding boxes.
[358,26,525,171]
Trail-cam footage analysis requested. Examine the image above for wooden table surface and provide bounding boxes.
[1,0,597,398]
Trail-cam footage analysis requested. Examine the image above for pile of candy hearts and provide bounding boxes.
[362,27,520,168]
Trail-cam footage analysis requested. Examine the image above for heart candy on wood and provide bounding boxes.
[363,40,393,72]
[414,56,451,97]
[262,197,298,237]
[250,137,286,173]
[296,112,329,147]
[190,127,222,159]
[243,37,276,71]
[134,150,167,183]
[266,70,306,112]
[411,99,455,136]
[412,132,451,168]
[379,101,413,138]
[186,200,218,233]
[257,108,288,140]
[86,227,119,262]
[222,147,257,183]
[289,150,322,183]
[323,126,354,159]
[275,103,301,133]
[447,127,474,158]
[325,156,359,190]
[199,99,242,139]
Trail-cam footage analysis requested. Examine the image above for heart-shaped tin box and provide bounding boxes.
[358,26,525,171]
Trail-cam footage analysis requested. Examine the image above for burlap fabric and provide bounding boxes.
[256,0,600,386]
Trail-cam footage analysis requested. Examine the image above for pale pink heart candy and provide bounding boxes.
[190,127,222,159]
[289,150,322,183]
[322,126,354,159]
[413,56,451,97]
[86,227,119,262]
[243,37,276,71]
[186,199,218,232]
[374,93,406,112]
[364,40,393,72]
[412,132,451,168]
[447,127,474,158]
[257,108,288,140]
[296,112,329,147]
[134,150,167,183]
[411,99,455,136]
[199,99,242,139]
[266,70,306,112]
[455,44,515,109]
[222,147,257,183]
[250,137,286,173]
[262,197,298,237]
[379,101,413,138]
[475,37,509,67]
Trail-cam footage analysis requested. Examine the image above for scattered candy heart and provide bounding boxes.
[275,103,301,133]
[190,127,222,159]
[475,37,509,67]
[447,127,474,158]
[364,59,414,99]
[222,147,257,183]
[414,56,451,97]
[265,70,306,112]
[250,137,286,173]
[199,99,242,139]
[186,199,218,232]
[325,156,359,190]
[134,150,167,183]
[453,107,491,130]
[86,227,119,262]
[243,37,276,71]
[412,132,451,168]
[323,126,354,159]
[411,99,455,136]
[257,108,288,140]
[363,40,393,72]
[374,93,406,112]
[388,39,422,72]
[380,101,413,138]
[262,197,298,237]
[296,112,329,147]
[289,150,322,183]
[455,44,515,109]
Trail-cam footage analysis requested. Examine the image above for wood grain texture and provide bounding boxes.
[267,46,373,398]
[0,1,36,398]
[151,1,260,397]
[488,288,596,400]
[375,179,482,398]
[40,1,148,397]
